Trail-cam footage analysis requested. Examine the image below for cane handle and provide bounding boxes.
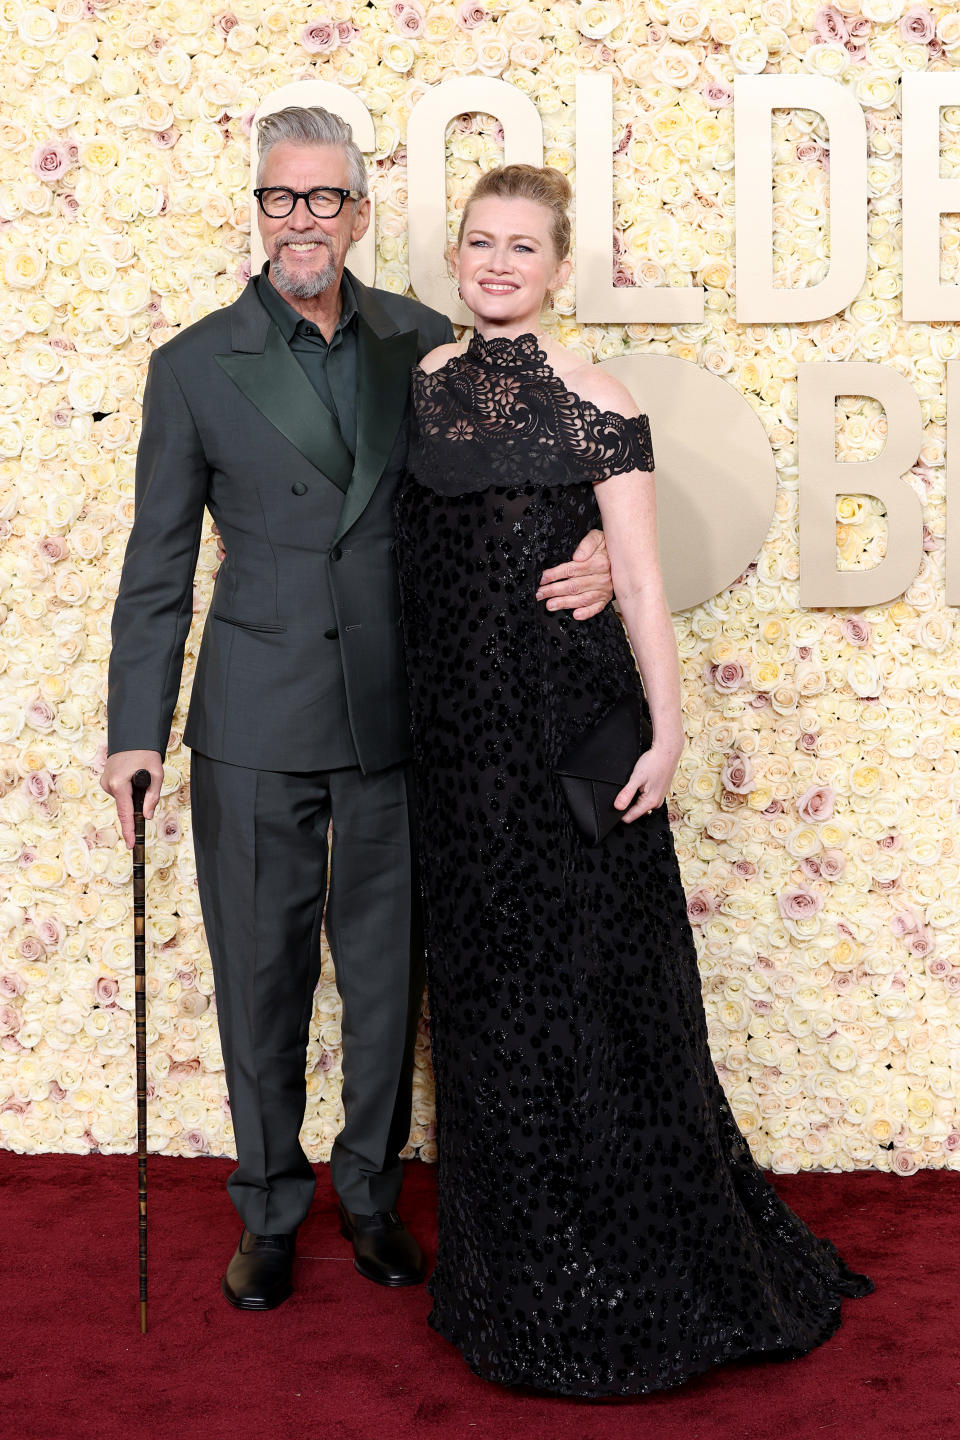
[131,769,151,817]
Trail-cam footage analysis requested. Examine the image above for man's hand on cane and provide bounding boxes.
[101,751,164,849]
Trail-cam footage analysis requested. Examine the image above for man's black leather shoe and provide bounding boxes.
[338,1203,425,1287]
[222,1228,296,1310]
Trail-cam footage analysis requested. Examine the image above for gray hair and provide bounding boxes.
[256,106,369,197]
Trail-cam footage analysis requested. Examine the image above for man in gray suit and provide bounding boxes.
[102,107,612,1311]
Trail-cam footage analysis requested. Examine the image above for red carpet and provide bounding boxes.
[2,1153,954,1440]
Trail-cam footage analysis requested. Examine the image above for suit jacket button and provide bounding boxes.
[324,627,337,640]
[330,546,342,561]
[291,481,308,495]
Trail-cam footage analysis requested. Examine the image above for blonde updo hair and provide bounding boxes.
[456,164,572,260]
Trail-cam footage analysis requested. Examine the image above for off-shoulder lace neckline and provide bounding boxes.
[419,330,637,435]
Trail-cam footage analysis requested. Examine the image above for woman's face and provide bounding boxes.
[453,194,570,329]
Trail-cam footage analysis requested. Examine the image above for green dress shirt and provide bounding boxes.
[255,262,359,457]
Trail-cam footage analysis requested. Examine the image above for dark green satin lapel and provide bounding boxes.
[215,324,354,493]
[334,317,418,542]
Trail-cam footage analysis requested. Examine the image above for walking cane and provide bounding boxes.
[131,769,151,1335]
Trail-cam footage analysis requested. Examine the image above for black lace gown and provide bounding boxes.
[394,332,872,1397]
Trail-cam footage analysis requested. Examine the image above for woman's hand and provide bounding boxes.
[614,741,683,822]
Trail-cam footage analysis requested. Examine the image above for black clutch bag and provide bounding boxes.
[554,694,653,846]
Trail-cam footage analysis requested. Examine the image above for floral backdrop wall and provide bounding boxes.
[1,0,958,1175]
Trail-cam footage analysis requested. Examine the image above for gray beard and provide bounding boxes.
[271,241,337,298]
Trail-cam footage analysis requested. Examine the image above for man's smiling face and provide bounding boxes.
[257,141,370,301]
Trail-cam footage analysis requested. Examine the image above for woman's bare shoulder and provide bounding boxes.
[418,341,467,374]
[563,361,639,420]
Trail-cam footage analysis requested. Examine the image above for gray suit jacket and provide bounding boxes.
[108,271,453,773]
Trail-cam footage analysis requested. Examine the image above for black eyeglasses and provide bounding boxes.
[253,186,361,220]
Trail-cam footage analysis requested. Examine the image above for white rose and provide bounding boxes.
[106,272,151,317]
[577,0,623,39]
[18,6,59,44]
[66,367,106,414]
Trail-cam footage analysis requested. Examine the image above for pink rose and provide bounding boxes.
[907,928,934,958]
[156,812,181,843]
[301,20,339,52]
[0,974,25,996]
[0,1003,21,1036]
[37,916,63,949]
[96,977,119,1005]
[847,16,871,39]
[146,36,166,56]
[732,859,757,880]
[182,1129,209,1153]
[214,10,238,36]
[169,1059,201,1077]
[798,732,818,752]
[900,6,934,43]
[702,80,733,108]
[796,140,828,164]
[842,616,871,646]
[820,849,846,879]
[878,833,901,851]
[58,193,80,221]
[945,1132,960,1152]
[318,1048,337,1071]
[778,887,823,920]
[151,128,180,149]
[17,936,43,962]
[890,910,918,938]
[686,888,717,924]
[25,697,55,731]
[48,1080,66,1102]
[392,0,425,35]
[813,5,849,42]
[456,0,486,28]
[50,407,72,427]
[892,1149,920,1176]
[713,660,744,693]
[337,21,359,43]
[925,954,952,980]
[37,535,69,563]
[31,141,72,183]
[797,784,835,823]
[721,752,754,794]
[800,856,821,880]
[23,770,54,801]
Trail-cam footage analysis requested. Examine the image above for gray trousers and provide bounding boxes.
[190,753,422,1235]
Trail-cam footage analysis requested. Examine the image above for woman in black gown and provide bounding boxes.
[395,164,872,1397]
